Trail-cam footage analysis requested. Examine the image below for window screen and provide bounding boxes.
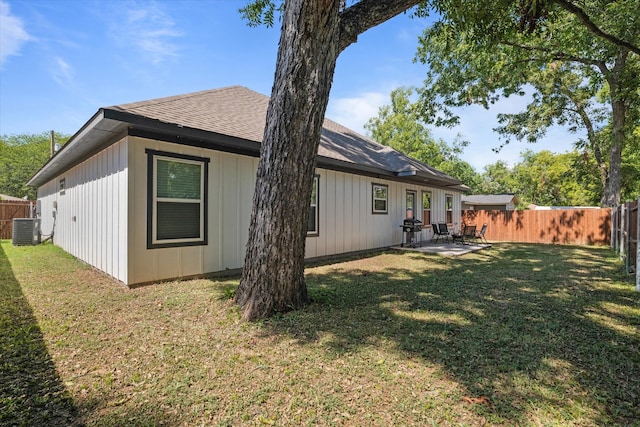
[146,150,209,249]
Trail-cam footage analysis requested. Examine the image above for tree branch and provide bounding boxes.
[337,0,421,52]
[501,40,607,69]
[553,0,640,56]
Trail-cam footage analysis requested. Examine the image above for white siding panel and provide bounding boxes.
[127,137,258,285]
[35,137,129,284]
[40,134,462,286]
[222,155,240,268]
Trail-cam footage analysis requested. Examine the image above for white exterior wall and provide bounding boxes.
[36,138,129,283]
[128,137,258,285]
[38,135,462,286]
[305,170,461,258]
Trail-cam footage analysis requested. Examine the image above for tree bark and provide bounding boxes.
[235,0,341,320]
[600,49,629,207]
[236,0,420,320]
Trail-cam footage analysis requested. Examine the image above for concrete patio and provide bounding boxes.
[391,241,492,256]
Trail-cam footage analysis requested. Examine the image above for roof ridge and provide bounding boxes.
[110,85,251,111]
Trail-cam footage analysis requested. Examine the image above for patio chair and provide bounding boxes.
[431,223,451,243]
[437,222,454,243]
[475,223,489,244]
[461,224,477,244]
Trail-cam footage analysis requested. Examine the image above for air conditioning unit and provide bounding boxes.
[12,218,41,246]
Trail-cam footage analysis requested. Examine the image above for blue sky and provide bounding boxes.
[0,0,580,171]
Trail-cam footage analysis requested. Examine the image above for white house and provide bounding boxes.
[28,86,468,287]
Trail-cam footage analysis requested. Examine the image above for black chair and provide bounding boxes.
[475,223,489,244]
[431,223,451,243]
[433,223,453,243]
[461,224,477,244]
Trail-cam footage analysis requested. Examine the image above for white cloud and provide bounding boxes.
[326,91,389,135]
[431,94,582,171]
[0,1,31,67]
[328,87,582,171]
[108,1,183,65]
[51,56,74,87]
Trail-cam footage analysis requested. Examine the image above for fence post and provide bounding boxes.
[637,196,640,292]
[613,209,616,250]
[619,203,625,260]
[626,202,631,273]
[611,209,620,252]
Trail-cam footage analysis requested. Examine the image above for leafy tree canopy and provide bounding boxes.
[413,0,640,206]
[0,132,69,200]
[364,87,482,191]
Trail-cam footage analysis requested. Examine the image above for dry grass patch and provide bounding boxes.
[1,241,638,426]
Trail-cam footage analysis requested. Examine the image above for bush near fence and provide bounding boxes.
[461,208,611,246]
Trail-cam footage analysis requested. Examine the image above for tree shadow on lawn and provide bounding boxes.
[267,244,640,425]
[0,243,79,426]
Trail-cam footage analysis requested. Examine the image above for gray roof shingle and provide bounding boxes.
[110,86,461,185]
[29,86,466,189]
[461,194,518,205]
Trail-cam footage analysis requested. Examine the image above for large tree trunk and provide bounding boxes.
[236,0,420,321]
[600,50,629,207]
[235,0,342,320]
[601,102,624,207]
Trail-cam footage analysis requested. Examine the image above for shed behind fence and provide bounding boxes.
[461,208,611,246]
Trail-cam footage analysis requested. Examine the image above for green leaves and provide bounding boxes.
[239,1,282,27]
[0,132,69,200]
[364,87,482,190]
[414,0,639,205]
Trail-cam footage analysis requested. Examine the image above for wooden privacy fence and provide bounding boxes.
[0,200,34,239]
[461,208,611,246]
[611,197,639,291]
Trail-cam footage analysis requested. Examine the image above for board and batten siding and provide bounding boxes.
[128,137,258,285]
[36,138,129,283]
[305,171,460,258]
[38,134,462,286]
[130,138,461,285]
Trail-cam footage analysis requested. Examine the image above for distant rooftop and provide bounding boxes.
[462,194,519,205]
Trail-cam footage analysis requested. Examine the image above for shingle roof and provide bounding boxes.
[109,86,461,185]
[29,86,466,190]
[461,194,518,205]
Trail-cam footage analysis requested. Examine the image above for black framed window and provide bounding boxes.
[146,149,209,249]
[307,175,319,236]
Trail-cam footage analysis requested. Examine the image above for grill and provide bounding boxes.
[400,218,423,247]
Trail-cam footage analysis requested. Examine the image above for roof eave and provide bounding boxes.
[27,109,128,187]
[396,169,467,191]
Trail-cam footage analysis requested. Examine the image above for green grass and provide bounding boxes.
[1,241,639,426]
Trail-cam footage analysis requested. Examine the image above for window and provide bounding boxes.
[406,191,416,219]
[372,183,388,214]
[308,175,319,236]
[146,150,209,249]
[422,191,431,224]
[59,178,65,195]
[446,194,453,224]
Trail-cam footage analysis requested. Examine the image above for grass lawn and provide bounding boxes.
[1,241,639,426]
